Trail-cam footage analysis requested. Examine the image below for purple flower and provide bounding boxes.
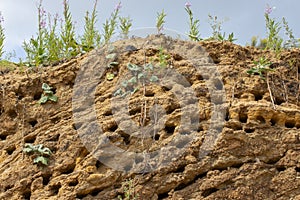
[0,12,4,24]
[115,2,122,11]
[40,20,46,28]
[265,4,272,15]
[40,7,46,16]
[185,2,191,8]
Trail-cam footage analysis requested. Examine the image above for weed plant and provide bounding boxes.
[119,16,132,39]
[38,83,58,104]
[81,0,101,52]
[264,5,283,52]
[0,12,5,59]
[118,178,138,200]
[23,143,52,165]
[103,2,121,44]
[247,57,276,109]
[156,10,166,34]
[282,17,299,48]
[185,2,200,41]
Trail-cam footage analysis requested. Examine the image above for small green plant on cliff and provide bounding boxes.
[114,48,170,97]
[207,14,236,42]
[264,4,283,53]
[156,9,166,34]
[103,2,121,44]
[158,47,170,67]
[61,0,80,58]
[114,62,159,97]
[118,178,138,200]
[80,0,101,52]
[247,57,276,109]
[22,1,48,66]
[247,57,273,80]
[119,16,132,39]
[185,2,200,41]
[23,143,52,166]
[105,45,119,81]
[38,83,58,104]
[282,17,299,48]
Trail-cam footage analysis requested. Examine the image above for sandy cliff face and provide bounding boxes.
[0,35,299,200]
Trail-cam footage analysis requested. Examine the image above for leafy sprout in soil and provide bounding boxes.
[38,83,58,104]
[23,143,52,166]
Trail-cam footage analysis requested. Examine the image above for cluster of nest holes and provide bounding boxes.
[233,108,300,130]
[248,90,291,106]
[269,116,299,129]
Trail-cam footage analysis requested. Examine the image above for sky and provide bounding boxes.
[0,0,299,61]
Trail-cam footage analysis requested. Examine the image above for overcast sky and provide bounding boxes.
[0,0,299,61]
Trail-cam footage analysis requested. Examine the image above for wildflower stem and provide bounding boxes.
[184,2,200,41]
[156,10,166,34]
[0,12,5,59]
[81,0,101,52]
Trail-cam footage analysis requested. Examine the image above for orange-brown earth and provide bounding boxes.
[0,35,300,200]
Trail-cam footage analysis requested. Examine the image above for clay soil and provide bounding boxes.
[0,35,300,200]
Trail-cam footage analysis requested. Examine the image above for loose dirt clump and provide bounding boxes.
[0,35,300,200]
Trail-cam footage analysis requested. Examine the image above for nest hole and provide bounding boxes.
[51,117,60,124]
[239,113,248,123]
[33,91,43,100]
[270,118,277,126]
[157,192,169,199]
[23,190,31,200]
[202,188,219,197]
[7,109,17,119]
[62,163,76,174]
[165,125,176,134]
[244,128,255,133]
[254,92,263,101]
[154,133,160,141]
[96,160,102,168]
[69,179,79,187]
[24,135,36,143]
[4,185,13,191]
[256,116,266,124]
[109,123,118,132]
[42,173,52,186]
[29,119,38,128]
[275,97,285,105]
[6,145,16,155]
[285,120,295,128]
[50,183,61,195]
[0,134,7,140]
